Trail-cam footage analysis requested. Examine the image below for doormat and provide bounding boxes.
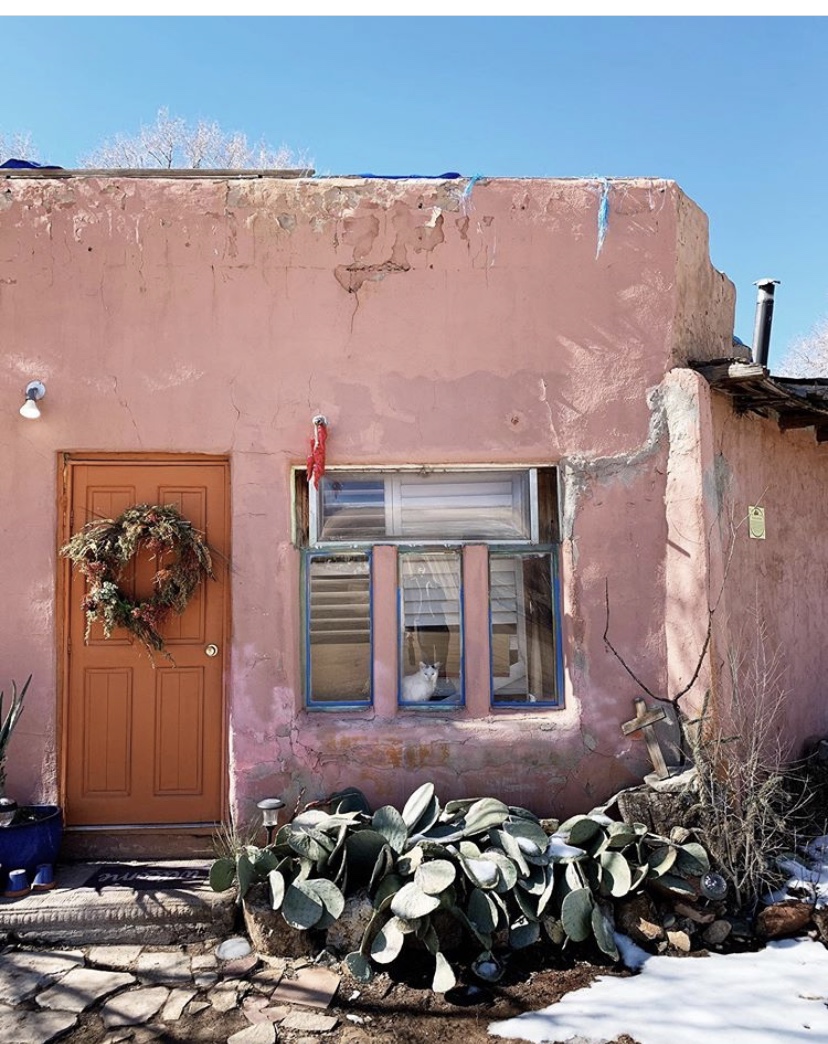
[85,864,210,891]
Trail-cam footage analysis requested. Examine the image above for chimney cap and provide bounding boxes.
[754,278,781,287]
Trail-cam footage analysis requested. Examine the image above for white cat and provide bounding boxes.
[401,662,441,703]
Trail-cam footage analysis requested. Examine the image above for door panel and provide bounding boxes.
[64,460,228,827]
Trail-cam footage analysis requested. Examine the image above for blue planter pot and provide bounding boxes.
[0,804,63,890]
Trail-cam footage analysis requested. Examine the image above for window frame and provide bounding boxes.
[308,465,541,548]
[487,546,564,709]
[397,545,466,709]
[298,465,563,713]
[303,549,374,710]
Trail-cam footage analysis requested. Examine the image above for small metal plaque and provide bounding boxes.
[748,506,766,540]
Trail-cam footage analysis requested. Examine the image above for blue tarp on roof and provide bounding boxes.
[1,159,63,170]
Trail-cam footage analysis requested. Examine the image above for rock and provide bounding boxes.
[0,1009,77,1043]
[217,936,252,960]
[136,951,192,985]
[220,954,259,979]
[702,919,732,946]
[249,966,285,992]
[615,893,665,946]
[271,966,340,1009]
[160,988,196,1022]
[100,987,170,1028]
[228,1022,277,1044]
[0,949,86,1006]
[674,901,715,925]
[666,929,692,952]
[324,889,374,955]
[616,785,697,837]
[281,1010,339,1033]
[669,826,691,844]
[812,907,828,945]
[36,968,135,1012]
[210,985,239,1012]
[645,766,698,793]
[193,972,218,988]
[243,884,320,958]
[88,946,143,970]
[242,994,271,1025]
[757,900,813,939]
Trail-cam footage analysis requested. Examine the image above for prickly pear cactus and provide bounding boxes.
[209,784,711,992]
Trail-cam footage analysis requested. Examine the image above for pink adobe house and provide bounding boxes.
[1,170,826,856]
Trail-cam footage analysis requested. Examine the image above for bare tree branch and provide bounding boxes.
[779,316,828,377]
[80,108,309,170]
[603,579,659,702]
[0,130,39,164]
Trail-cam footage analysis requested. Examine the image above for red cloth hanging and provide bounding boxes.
[307,415,328,488]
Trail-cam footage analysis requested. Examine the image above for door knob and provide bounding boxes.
[205,644,219,657]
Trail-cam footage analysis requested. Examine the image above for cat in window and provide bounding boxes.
[401,661,441,703]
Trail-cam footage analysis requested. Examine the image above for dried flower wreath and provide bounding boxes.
[61,504,214,658]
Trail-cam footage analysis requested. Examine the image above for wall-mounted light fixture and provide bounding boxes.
[20,381,46,420]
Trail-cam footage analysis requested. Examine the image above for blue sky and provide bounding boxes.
[4,15,826,367]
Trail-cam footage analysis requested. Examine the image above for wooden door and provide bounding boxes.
[63,459,229,827]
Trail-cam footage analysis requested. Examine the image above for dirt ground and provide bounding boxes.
[61,945,639,1044]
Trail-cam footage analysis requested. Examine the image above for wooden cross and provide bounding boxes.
[622,697,669,779]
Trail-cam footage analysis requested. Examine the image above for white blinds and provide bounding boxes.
[317,470,530,542]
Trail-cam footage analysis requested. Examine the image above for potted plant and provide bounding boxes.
[0,676,63,894]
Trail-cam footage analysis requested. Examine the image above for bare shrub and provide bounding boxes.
[690,614,808,909]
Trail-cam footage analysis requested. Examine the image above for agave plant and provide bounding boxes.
[211,782,711,993]
[0,675,31,795]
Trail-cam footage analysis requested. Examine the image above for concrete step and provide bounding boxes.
[0,862,236,946]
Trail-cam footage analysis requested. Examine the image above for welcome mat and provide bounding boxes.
[85,864,210,891]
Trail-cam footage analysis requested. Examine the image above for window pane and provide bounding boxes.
[317,471,531,542]
[395,473,530,540]
[399,552,463,705]
[490,553,558,705]
[318,478,387,541]
[307,556,371,705]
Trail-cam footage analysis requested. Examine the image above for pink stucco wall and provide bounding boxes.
[0,173,737,823]
[704,388,828,752]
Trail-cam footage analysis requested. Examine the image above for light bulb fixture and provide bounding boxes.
[20,381,46,420]
[0,798,18,828]
[257,796,285,846]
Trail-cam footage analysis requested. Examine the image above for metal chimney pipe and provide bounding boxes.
[752,278,780,368]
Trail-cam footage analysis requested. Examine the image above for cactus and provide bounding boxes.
[210,784,713,993]
[391,881,442,919]
[282,881,325,930]
[370,918,405,964]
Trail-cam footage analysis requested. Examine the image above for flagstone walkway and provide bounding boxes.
[0,937,345,1044]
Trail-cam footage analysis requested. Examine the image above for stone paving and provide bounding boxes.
[0,936,345,1043]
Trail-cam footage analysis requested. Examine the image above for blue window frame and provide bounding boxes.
[299,467,562,713]
[489,550,563,707]
[398,549,464,708]
[304,552,372,708]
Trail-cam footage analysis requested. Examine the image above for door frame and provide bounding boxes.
[57,452,231,835]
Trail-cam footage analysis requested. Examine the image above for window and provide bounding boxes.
[490,551,561,705]
[399,550,463,705]
[300,467,561,710]
[305,553,372,706]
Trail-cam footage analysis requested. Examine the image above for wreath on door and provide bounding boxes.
[61,504,215,658]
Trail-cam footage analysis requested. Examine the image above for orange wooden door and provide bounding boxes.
[63,460,229,827]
